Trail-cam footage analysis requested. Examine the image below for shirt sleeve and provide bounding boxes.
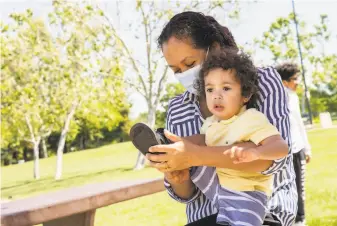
[241,110,280,145]
[164,178,201,204]
[289,93,312,154]
[258,67,293,176]
[164,100,202,203]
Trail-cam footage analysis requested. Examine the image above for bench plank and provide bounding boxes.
[1,178,164,226]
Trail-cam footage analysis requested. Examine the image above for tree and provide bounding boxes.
[1,2,129,180]
[255,13,336,83]
[1,10,60,179]
[49,0,127,179]
[254,13,337,115]
[97,0,240,169]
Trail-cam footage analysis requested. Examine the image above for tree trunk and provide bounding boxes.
[79,134,84,150]
[24,114,41,179]
[41,138,48,158]
[23,148,28,161]
[134,104,156,170]
[55,102,78,180]
[33,137,41,179]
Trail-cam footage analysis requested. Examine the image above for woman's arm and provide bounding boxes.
[184,134,206,146]
[164,171,197,199]
[162,98,201,203]
[148,131,273,173]
[189,140,273,172]
[228,135,289,163]
[254,135,288,160]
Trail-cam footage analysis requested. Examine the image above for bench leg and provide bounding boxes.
[43,210,96,226]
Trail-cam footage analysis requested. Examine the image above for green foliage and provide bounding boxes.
[255,13,337,114]
[1,2,131,165]
[309,89,337,117]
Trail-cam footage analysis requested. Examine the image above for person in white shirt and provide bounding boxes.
[276,63,312,226]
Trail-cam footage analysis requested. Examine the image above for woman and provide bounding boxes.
[146,11,297,226]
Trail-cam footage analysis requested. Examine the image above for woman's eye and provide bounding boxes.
[186,62,195,67]
[223,87,231,91]
[206,88,213,93]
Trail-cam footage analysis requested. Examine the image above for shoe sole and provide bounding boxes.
[130,123,162,156]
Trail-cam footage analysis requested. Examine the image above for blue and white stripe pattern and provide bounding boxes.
[217,189,268,226]
[164,67,297,226]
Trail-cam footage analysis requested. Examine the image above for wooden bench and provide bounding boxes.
[1,178,164,226]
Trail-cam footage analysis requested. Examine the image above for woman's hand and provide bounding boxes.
[165,169,190,184]
[305,153,312,163]
[146,130,196,172]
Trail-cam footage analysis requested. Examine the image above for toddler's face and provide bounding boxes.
[204,68,249,120]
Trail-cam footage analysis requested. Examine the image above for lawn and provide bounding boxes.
[1,127,337,226]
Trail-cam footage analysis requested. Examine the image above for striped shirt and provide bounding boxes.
[164,67,297,226]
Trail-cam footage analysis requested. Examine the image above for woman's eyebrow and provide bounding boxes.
[180,56,195,63]
[168,56,195,67]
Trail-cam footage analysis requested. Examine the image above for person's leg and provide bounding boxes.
[293,150,306,223]
[263,213,282,226]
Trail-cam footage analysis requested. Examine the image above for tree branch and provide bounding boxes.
[97,5,148,97]
[140,3,153,102]
[154,66,169,108]
[24,113,36,144]
[125,79,146,98]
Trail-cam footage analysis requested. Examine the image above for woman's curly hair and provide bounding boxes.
[194,48,259,109]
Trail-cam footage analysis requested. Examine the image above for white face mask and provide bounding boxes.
[175,47,209,95]
[175,65,202,94]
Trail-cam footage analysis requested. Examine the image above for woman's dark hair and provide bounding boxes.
[275,63,300,81]
[157,11,237,51]
[195,48,258,109]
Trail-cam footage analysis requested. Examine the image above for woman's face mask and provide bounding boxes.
[175,47,209,94]
[175,65,202,94]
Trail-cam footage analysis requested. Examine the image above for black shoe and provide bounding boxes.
[129,123,171,156]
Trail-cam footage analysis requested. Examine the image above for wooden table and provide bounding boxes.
[1,178,164,226]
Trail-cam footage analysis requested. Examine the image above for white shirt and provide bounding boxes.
[286,88,311,154]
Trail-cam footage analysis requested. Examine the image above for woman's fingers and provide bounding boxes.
[148,143,176,154]
[164,130,182,143]
[146,153,168,162]
[148,161,173,172]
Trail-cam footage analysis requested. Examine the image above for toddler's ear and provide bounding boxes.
[243,94,252,104]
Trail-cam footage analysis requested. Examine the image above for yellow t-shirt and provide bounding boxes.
[200,106,280,196]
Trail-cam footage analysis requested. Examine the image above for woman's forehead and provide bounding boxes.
[162,37,202,65]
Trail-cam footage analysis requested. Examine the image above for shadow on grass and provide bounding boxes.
[1,177,52,190]
[1,166,134,200]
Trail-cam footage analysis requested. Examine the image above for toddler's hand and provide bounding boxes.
[228,146,260,164]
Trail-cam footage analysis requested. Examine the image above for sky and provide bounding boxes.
[1,0,337,118]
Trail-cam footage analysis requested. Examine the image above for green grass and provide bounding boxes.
[1,128,337,226]
[305,127,337,226]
